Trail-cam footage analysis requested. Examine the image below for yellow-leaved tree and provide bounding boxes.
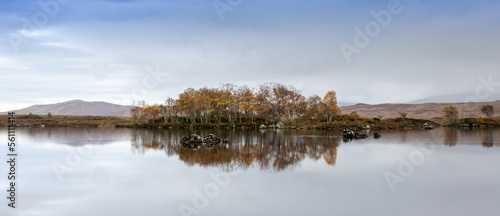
[477,116,485,125]
[322,91,340,122]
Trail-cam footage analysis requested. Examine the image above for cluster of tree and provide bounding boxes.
[442,105,495,124]
[131,83,340,125]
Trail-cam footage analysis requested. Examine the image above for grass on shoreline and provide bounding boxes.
[0,114,131,128]
[2,114,498,130]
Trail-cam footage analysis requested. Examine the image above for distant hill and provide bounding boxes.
[340,101,500,119]
[337,102,356,107]
[1,100,131,117]
[407,93,500,104]
[4,99,500,119]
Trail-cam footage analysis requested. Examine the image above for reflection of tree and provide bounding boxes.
[322,147,338,166]
[130,129,165,154]
[130,129,340,171]
[399,131,407,143]
[443,128,458,146]
[482,129,494,148]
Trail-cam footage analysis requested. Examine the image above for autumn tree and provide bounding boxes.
[158,105,167,123]
[177,88,198,123]
[237,86,256,122]
[271,83,290,122]
[286,87,306,119]
[158,99,179,124]
[255,84,272,121]
[293,96,308,120]
[481,105,494,120]
[142,106,160,120]
[47,112,52,119]
[131,106,142,123]
[204,88,222,123]
[131,100,146,124]
[399,112,407,122]
[321,91,340,122]
[306,95,323,119]
[164,97,178,123]
[477,116,485,125]
[195,87,209,123]
[442,106,459,125]
[220,83,237,123]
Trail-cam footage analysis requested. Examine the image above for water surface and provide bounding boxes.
[1,127,499,216]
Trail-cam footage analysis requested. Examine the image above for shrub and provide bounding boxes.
[364,119,375,124]
[477,116,485,125]
[350,112,360,119]
[280,116,296,126]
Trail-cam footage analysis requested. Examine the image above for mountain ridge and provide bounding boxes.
[3,99,500,119]
[1,100,131,117]
[406,93,500,104]
[340,100,500,119]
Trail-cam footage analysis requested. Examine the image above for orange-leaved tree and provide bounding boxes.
[306,95,323,120]
[481,105,494,120]
[142,106,160,121]
[442,106,459,125]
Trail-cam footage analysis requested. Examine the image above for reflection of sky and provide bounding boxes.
[0,128,499,216]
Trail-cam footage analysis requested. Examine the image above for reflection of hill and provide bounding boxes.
[131,129,340,171]
[16,127,130,146]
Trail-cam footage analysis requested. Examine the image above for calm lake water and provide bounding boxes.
[1,127,499,216]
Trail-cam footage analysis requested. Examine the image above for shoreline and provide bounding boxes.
[0,114,438,130]
[2,114,498,130]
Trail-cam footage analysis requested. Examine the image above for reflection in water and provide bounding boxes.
[399,130,407,143]
[1,127,499,216]
[482,129,494,148]
[130,129,340,171]
[444,128,458,147]
[18,127,128,146]
[10,127,498,171]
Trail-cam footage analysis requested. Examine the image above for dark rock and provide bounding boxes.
[181,134,203,144]
[204,134,221,144]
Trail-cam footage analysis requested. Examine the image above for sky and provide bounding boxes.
[1,0,500,111]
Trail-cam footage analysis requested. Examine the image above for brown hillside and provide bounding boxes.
[0,100,131,117]
[340,101,500,119]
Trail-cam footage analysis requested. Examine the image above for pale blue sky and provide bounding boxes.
[1,0,500,111]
